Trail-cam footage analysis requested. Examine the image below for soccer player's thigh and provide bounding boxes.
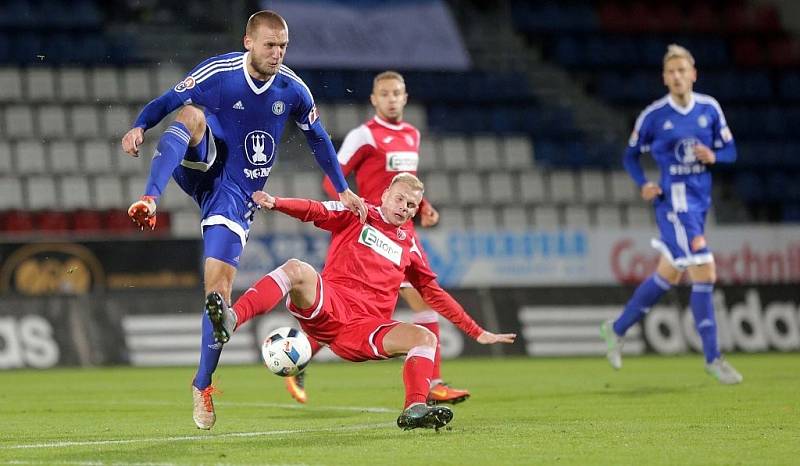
[653,209,686,284]
[680,210,717,282]
[286,275,343,345]
[203,225,242,301]
[329,319,407,362]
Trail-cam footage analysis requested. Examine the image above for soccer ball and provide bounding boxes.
[261,327,312,377]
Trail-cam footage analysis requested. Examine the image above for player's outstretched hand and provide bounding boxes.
[122,127,145,157]
[252,191,277,210]
[640,181,662,202]
[420,203,439,227]
[693,144,716,164]
[477,331,516,345]
[339,189,367,224]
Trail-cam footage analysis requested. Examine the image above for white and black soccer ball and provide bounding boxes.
[261,327,312,377]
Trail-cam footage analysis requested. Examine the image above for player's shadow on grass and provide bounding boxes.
[593,383,707,397]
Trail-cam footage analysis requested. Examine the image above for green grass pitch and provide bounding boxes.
[1,354,797,465]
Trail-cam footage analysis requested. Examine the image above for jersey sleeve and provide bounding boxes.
[709,98,737,163]
[132,56,228,130]
[623,109,656,187]
[273,197,354,232]
[322,126,375,199]
[417,280,484,339]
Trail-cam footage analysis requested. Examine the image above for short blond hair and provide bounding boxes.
[390,172,424,193]
[373,71,405,90]
[246,10,287,37]
[663,44,695,66]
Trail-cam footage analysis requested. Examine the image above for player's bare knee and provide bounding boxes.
[281,259,314,286]
[413,325,437,348]
[175,106,206,140]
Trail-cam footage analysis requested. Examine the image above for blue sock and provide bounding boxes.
[144,122,191,198]
[193,312,222,389]
[690,282,720,363]
[613,273,671,336]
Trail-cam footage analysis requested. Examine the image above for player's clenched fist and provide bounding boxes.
[122,127,145,156]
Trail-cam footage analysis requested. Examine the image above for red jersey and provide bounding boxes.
[322,116,429,209]
[272,197,484,339]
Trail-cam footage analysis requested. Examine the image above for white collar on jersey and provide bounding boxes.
[667,93,696,115]
[242,52,276,95]
[373,115,405,131]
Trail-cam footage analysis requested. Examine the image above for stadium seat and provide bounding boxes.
[501,205,529,229]
[291,172,324,201]
[595,205,623,227]
[60,175,92,209]
[155,65,183,93]
[563,205,591,227]
[38,104,68,138]
[455,172,483,205]
[70,105,101,138]
[121,68,154,103]
[90,68,121,102]
[101,105,132,138]
[266,208,300,234]
[625,205,652,227]
[4,105,35,138]
[264,176,292,198]
[26,68,56,102]
[0,68,23,102]
[15,140,47,174]
[26,176,57,210]
[437,206,467,230]
[440,136,471,170]
[332,104,362,139]
[578,170,608,203]
[0,177,23,209]
[124,175,148,203]
[0,141,11,173]
[117,141,147,174]
[34,210,70,232]
[532,205,560,228]
[58,68,89,102]
[518,171,546,204]
[472,135,502,171]
[92,176,125,209]
[470,206,498,229]
[164,210,197,238]
[423,172,454,205]
[609,171,639,202]
[0,209,34,232]
[71,209,104,232]
[404,103,427,132]
[50,140,80,173]
[82,140,114,174]
[503,136,534,169]
[549,170,578,203]
[486,171,516,205]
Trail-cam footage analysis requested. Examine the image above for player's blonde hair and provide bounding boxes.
[373,71,405,90]
[663,44,695,66]
[390,172,424,194]
[246,10,288,37]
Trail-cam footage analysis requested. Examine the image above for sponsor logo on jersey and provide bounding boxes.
[358,225,402,266]
[386,151,418,172]
[673,137,699,164]
[244,130,275,166]
[244,167,272,180]
[233,100,245,110]
[272,100,285,115]
[308,105,319,125]
[697,115,708,128]
[662,119,674,130]
[174,76,196,93]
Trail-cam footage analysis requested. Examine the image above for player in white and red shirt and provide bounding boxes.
[205,173,516,430]
[319,71,470,405]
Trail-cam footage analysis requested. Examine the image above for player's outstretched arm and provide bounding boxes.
[477,331,516,344]
[121,127,145,157]
[252,191,277,210]
[338,189,367,223]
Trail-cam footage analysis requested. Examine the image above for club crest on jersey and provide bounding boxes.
[244,130,275,167]
[662,120,674,130]
[359,225,402,266]
[697,115,708,128]
[174,76,196,93]
[673,137,700,164]
[397,229,407,240]
[272,100,285,115]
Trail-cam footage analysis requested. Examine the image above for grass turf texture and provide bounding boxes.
[0,354,797,465]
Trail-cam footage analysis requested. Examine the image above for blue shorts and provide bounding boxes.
[651,204,713,270]
[172,118,255,267]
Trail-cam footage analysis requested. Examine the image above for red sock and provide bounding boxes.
[232,268,291,326]
[402,346,436,408]
[414,311,441,382]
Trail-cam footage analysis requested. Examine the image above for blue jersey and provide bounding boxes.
[624,93,736,213]
[134,52,336,198]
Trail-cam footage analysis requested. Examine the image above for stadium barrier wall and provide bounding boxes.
[0,284,797,369]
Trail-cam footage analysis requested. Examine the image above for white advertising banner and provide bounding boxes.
[417,226,800,287]
[261,0,471,70]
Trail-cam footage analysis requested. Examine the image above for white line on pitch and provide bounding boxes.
[1,422,395,450]
[60,399,395,413]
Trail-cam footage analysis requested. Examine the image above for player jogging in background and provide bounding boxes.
[600,44,742,385]
[205,173,516,430]
[120,10,366,430]
[289,71,470,406]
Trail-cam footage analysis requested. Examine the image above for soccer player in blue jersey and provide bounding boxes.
[120,10,367,429]
[600,44,743,385]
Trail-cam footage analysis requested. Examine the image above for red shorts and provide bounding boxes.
[286,276,401,362]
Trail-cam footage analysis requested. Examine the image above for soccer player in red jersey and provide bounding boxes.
[206,173,516,430]
[317,71,470,405]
